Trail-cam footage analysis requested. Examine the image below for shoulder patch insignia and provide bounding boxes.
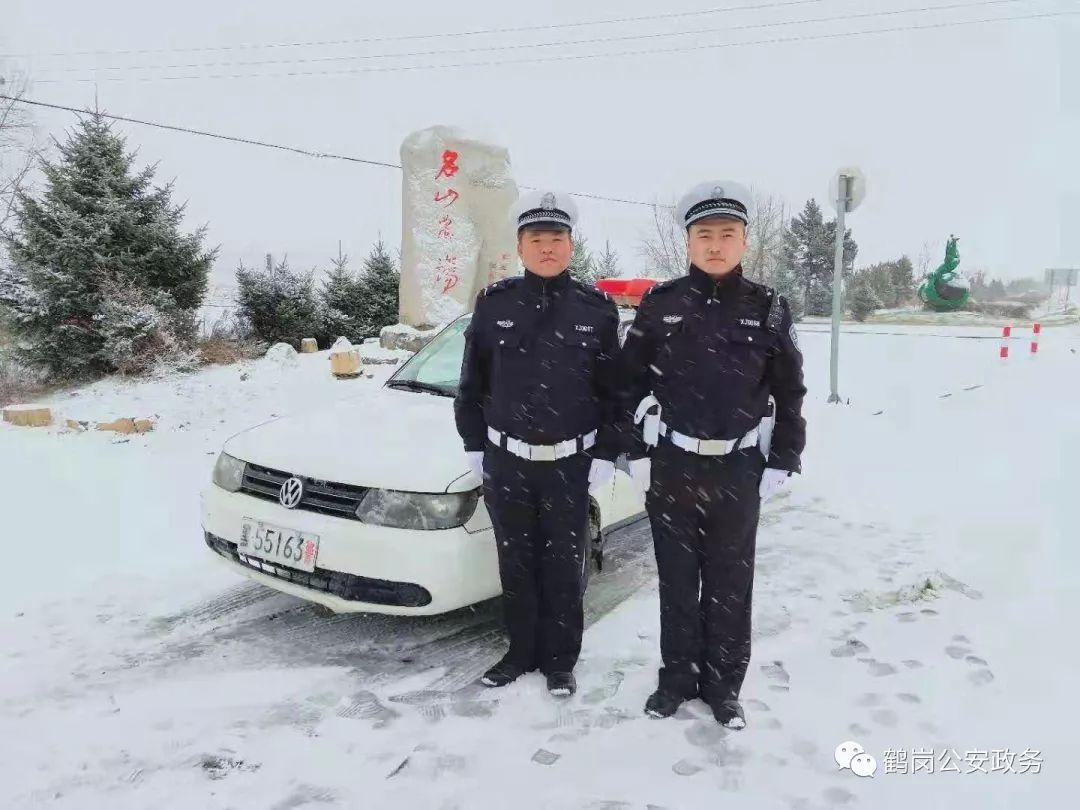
[789,322,801,351]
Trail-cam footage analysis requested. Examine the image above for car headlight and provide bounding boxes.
[212,452,247,492]
[355,489,479,530]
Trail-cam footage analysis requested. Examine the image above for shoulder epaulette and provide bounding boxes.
[644,277,681,297]
[576,282,614,304]
[481,277,519,297]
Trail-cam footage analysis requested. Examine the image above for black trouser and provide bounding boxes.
[646,440,766,704]
[482,443,592,675]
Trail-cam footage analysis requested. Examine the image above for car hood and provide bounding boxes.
[223,386,475,493]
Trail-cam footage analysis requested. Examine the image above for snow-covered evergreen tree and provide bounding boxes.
[356,239,399,338]
[780,199,857,317]
[849,272,882,322]
[321,250,367,342]
[568,231,602,287]
[595,239,620,280]
[235,255,322,347]
[772,257,804,321]
[0,112,214,377]
[889,255,915,305]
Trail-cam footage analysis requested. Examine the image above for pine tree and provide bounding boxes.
[357,239,400,338]
[0,112,214,377]
[861,262,898,308]
[568,230,602,287]
[595,239,621,280]
[235,254,322,347]
[889,255,915,306]
[772,258,804,321]
[321,248,367,342]
[780,198,857,317]
[849,272,882,322]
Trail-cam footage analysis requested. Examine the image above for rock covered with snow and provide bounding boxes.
[264,342,300,368]
[329,336,354,355]
[379,323,439,353]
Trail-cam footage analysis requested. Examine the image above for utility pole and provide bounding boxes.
[827,167,866,404]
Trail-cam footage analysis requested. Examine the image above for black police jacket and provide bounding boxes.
[454,268,622,461]
[618,263,807,473]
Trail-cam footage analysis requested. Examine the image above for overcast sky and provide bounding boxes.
[3,0,1078,299]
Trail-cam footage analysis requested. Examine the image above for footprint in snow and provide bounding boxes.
[831,639,870,658]
[861,659,898,677]
[583,670,625,705]
[761,660,790,684]
[871,708,899,727]
[685,719,728,748]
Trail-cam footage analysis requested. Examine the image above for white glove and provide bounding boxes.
[759,468,792,502]
[629,457,652,499]
[466,451,484,479]
[588,459,616,492]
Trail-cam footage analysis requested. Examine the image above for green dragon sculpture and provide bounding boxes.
[918,235,970,311]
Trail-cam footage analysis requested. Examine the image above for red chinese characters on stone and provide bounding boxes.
[437,215,454,240]
[435,149,460,180]
[434,255,460,294]
[434,188,459,205]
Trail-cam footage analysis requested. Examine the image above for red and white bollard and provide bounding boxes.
[1030,322,1041,355]
[999,325,1011,359]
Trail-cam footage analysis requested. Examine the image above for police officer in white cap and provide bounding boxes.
[454,190,621,697]
[618,180,806,727]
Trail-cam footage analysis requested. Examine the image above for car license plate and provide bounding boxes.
[238,518,319,573]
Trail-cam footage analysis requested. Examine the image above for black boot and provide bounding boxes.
[480,657,529,688]
[710,698,746,729]
[644,688,687,718]
[546,671,576,697]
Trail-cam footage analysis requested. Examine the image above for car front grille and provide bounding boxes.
[240,462,370,520]
[203,531,432,607]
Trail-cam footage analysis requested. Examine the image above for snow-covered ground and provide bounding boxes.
[2,322,1078,809]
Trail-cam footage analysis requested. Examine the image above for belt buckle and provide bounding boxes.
[530,444,558,462]
[700,437,734,455]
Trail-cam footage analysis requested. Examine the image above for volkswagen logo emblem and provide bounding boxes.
[279,477,304,509]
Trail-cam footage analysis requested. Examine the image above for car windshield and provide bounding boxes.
[385,316,470,397]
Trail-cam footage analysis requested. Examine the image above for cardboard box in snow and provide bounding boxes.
[399,126,519,328]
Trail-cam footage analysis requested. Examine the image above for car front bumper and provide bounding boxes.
[199,484,500,615]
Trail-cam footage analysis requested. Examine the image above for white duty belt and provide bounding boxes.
[486,426,597,462]
[634,394,771,458]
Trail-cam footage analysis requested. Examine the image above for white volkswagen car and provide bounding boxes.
[200,314,644,616]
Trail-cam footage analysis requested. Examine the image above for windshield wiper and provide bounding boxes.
[385,379,455,397]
